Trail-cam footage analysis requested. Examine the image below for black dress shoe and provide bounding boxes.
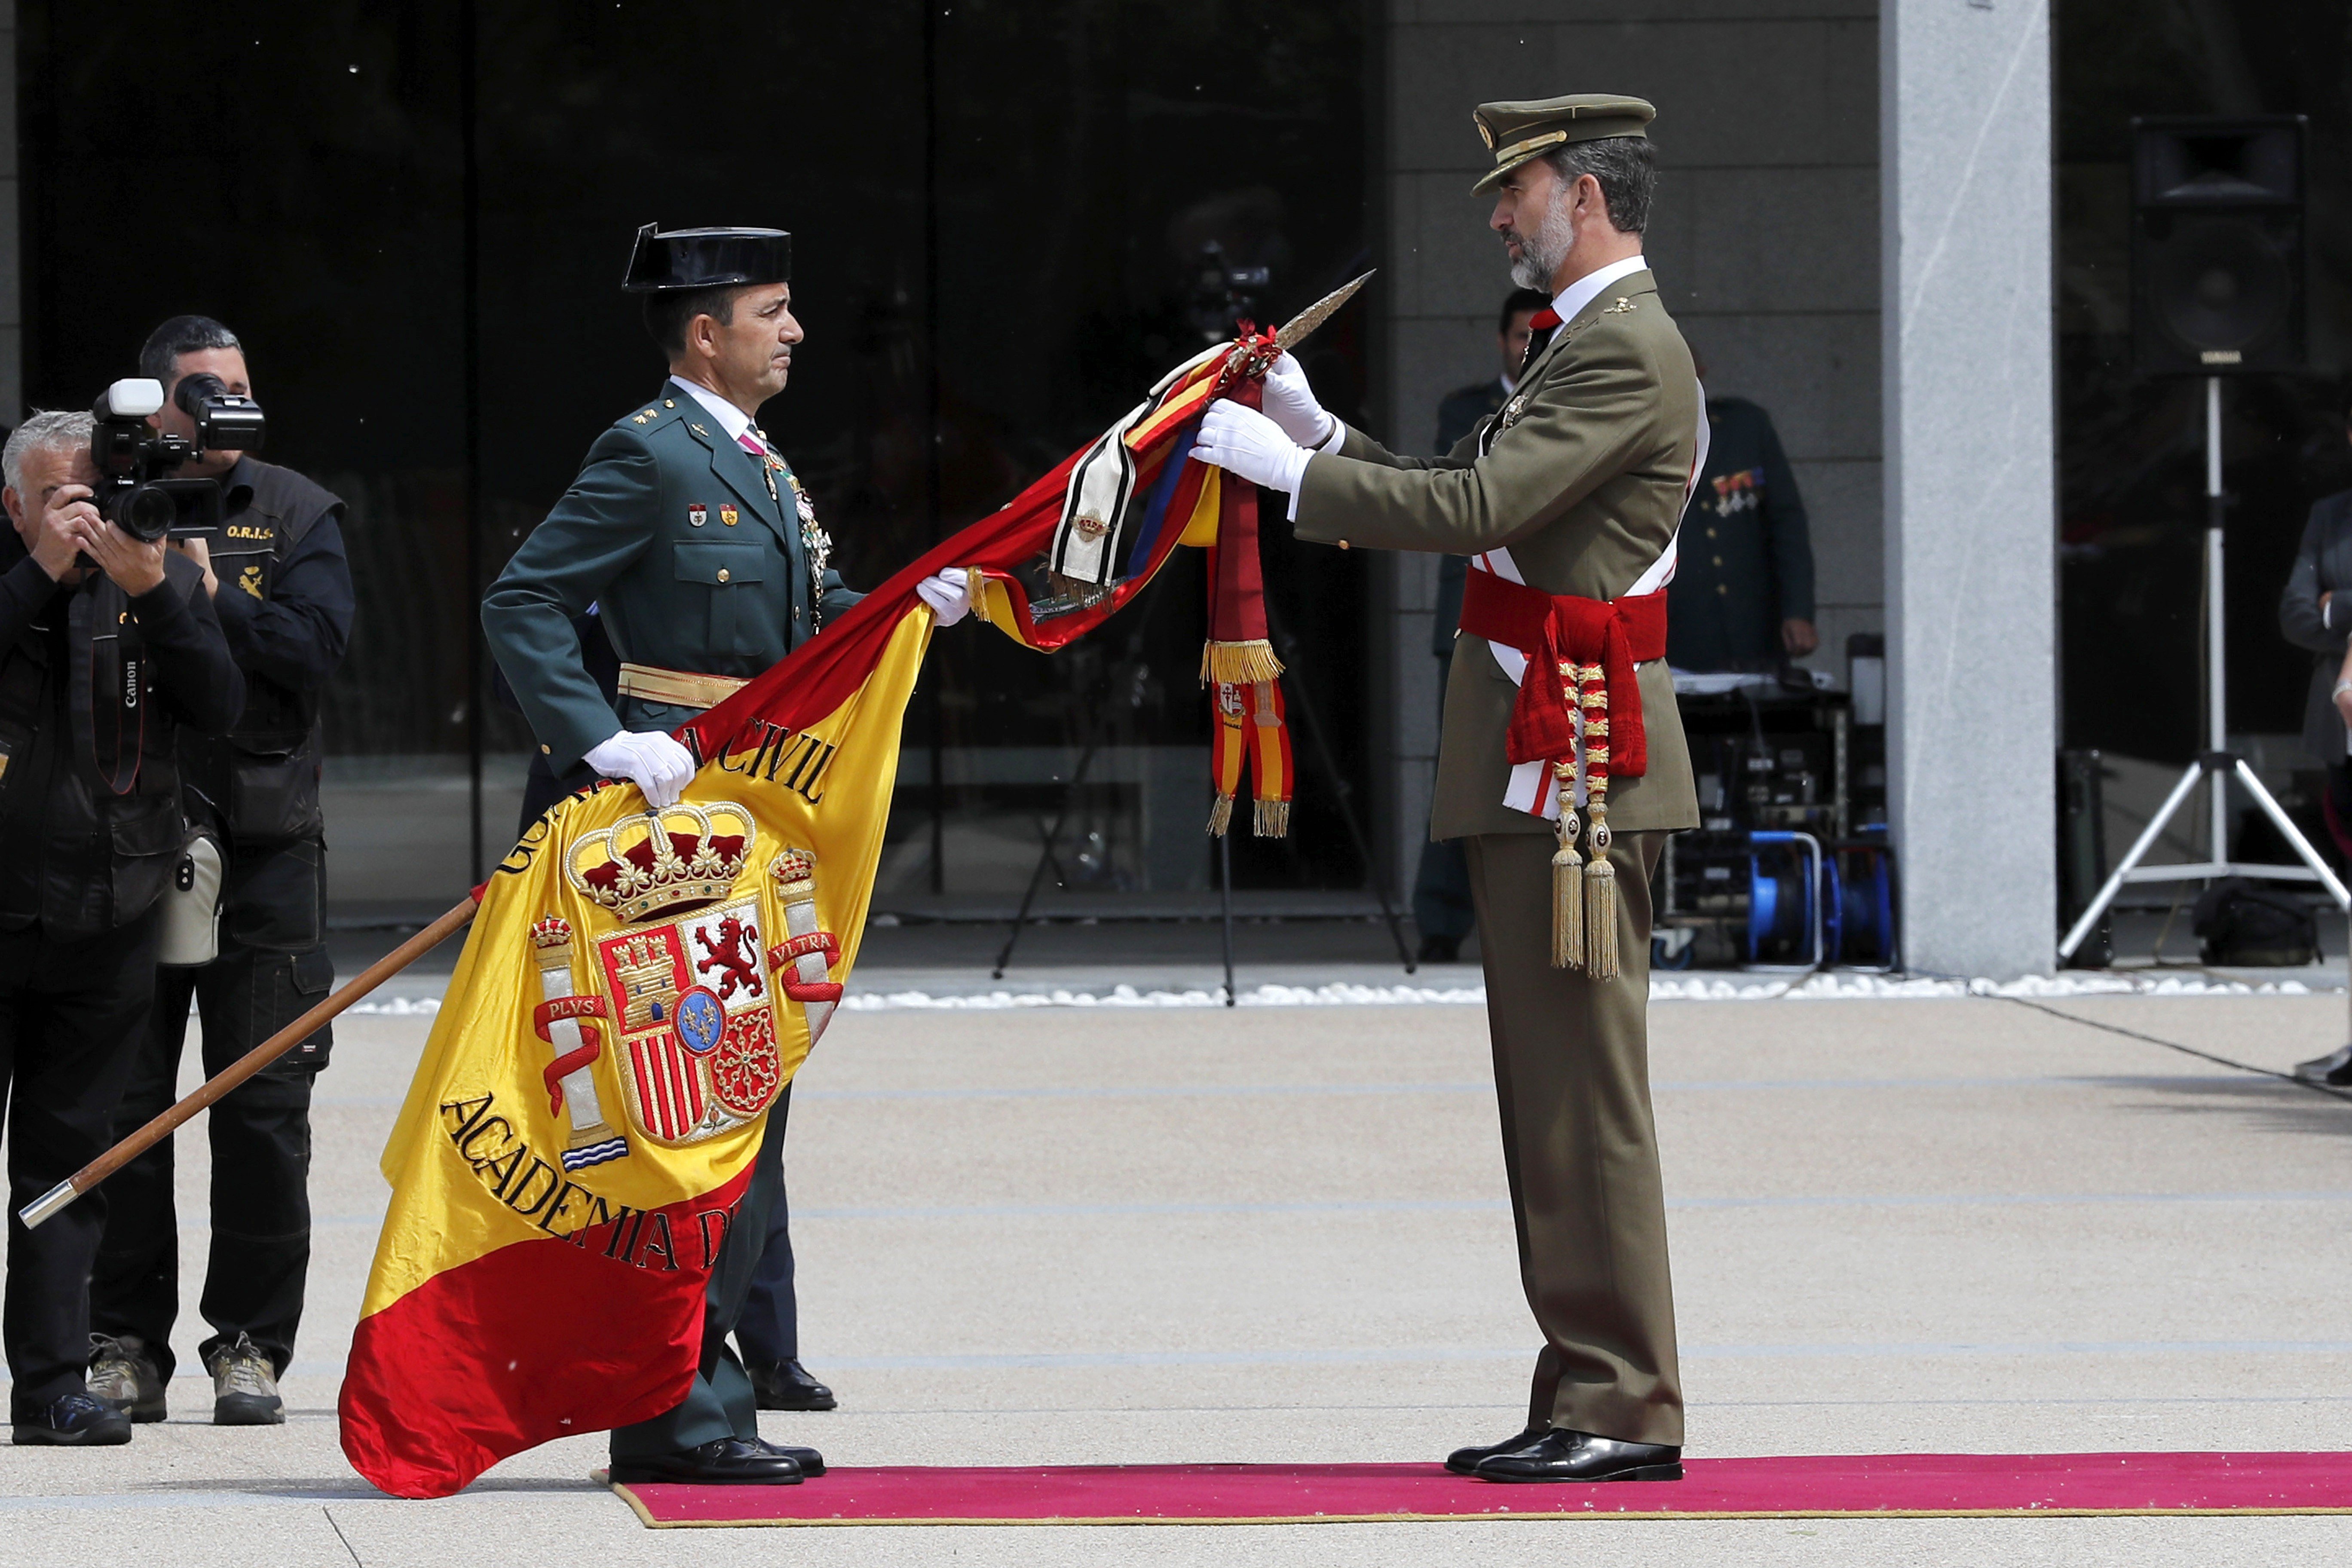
[748,1359,838,1412]
[751,1436,826,1476]
[1444,1424,1545,1475]
[2294,1044,2352,1086]
[12,1392,133,1447]
[1473,1427,1683,1483]
[608,1437,802,1485]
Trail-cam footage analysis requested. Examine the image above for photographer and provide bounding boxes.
[0,410,242,1446]
[2279,390,2352,1086]
[87,318,353,1427]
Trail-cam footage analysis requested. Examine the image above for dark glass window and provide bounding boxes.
[20,1,1374,903]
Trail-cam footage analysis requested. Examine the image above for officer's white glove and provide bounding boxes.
[584,729,697,809]
[1193,400,1314,494]
[1259,352,1337,448]
[916,566,971,627]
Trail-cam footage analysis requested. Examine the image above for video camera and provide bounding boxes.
[88,374,266,542]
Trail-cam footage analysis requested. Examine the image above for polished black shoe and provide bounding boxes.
[751,1436,826,1476]
[1417,934,1463,965]
[608,1437,803,1485]
[12,1392,133,1447]
[1444,1424,1546,1476]
[748,1359,837,1412]
[2294,1044,2352,1086]
[1473,1427,1683,1483]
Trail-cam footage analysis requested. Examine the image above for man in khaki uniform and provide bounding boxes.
[1194,94,1700,1484]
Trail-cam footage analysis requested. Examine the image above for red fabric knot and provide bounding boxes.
[1526,307,1561,331]
[1458,570,1667,784]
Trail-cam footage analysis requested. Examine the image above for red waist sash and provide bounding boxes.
[1458,567,1666,780]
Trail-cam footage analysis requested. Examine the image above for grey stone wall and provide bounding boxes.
[1376,0,1883,905]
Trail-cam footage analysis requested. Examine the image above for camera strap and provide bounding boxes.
[68,578,147,797]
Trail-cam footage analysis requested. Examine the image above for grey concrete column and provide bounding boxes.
[1880,0,2055,977]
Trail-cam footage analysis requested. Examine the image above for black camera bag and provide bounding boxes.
[2192,877,2318,967]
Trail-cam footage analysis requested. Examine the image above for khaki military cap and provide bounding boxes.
[1471,94,1655,193]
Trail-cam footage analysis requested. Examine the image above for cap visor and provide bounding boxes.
[1471,149,1548,196]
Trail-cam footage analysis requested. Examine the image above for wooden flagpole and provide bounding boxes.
[17,894,479,1230]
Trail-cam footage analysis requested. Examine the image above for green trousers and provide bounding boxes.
[608,1085,790,1459]
[1464,830,1683,1447]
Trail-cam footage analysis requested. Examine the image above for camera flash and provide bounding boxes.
[104,378,165,418]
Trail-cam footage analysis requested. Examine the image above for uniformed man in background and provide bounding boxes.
[483,224,966,1485]
[1193,95,1698,1485]
[1665,356,1816,672]
[89,315,355,1430]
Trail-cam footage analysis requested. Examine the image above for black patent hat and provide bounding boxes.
[622,223,792,292]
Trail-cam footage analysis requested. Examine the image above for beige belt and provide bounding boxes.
[615,662,749,709]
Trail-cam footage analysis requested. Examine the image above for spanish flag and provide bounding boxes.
[342,308,1347,1497]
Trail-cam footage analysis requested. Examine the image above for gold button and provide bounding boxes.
[717,568,732,583]
[664,399,676,407]
[539,744,551,755]
[1716,584,1729,595]
[1337,539,1351,550]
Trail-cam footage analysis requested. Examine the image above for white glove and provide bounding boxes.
[1193,401,1314,494]
[916,566,971,627]
[583,729,698,809]
[1259,352,1336,448]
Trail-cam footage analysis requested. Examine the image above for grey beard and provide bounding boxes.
[1508,200,1577,291]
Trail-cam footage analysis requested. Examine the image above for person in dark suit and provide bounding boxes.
[1666,364,1816,673]
[1412,288,1551,963]
[2278,398,2352,1085]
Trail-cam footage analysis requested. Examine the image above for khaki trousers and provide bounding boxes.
[1464,830,1682,1447]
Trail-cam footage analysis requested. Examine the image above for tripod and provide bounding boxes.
[2058,377,2351,964]
[992,599,1418,1001]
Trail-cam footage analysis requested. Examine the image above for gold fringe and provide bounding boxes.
[1200,639,1286,686]
[1583,805,1619,981]
[1207,793,1234,837]
[1550,804,1584,971]
[1254,796,1291,838]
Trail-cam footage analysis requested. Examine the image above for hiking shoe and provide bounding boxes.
[87,1334,167,1423]
[13,1392,132,1446]
[205,1334,284,1426]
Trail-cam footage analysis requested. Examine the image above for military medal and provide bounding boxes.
[720,505,739,527]
[689,504,707,528]
[789,473,834,631]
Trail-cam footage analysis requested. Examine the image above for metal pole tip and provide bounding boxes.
[18,1180,79,1230]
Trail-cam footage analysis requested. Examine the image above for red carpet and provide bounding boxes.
[607,1452,2352,1526]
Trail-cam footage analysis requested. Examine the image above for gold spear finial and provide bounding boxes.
[1274,271,1375,352]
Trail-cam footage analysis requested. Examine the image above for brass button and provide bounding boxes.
[717,568,732,583]
[1716,583,1729,595]
[1712,555,1723,566]
[664,399,676,407]
[1337,539,1351,550]
[539,744,551,755]
[1706,528,1717,538]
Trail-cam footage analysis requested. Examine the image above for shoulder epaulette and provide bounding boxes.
[622,395,685,430]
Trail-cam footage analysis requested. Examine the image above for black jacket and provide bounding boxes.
[0,539,243,937]
[1666,396,1815,672]
[181,456,352,847]
[2278,487,2352,764]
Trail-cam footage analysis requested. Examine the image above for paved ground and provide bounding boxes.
[5,980,2351,1565]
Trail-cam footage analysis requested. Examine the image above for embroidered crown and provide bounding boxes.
[565,801,756,924]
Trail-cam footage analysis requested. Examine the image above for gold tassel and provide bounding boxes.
[1207,793,1234,836]
[1549,762,1583,970]
[1200,639,1285,686]
[1583,800,1619,981]
[1254,796,1290,838]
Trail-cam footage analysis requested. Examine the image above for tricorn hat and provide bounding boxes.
[622,224,792,293]
[1470,95,1655,194]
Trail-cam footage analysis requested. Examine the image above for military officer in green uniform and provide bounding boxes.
[483,223,968,1485]
[1194,96,1699,1484]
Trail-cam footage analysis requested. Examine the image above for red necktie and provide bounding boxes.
[1521,306,1562,374]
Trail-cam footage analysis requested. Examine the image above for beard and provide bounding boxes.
[1506,191,1578,291]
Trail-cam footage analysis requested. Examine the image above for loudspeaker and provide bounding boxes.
[2131,115,2305,376]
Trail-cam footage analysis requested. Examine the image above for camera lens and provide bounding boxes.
[113,484,177,543]
[173,372,228,418]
